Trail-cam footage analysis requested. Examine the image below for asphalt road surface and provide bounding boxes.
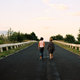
[0,42,80,80]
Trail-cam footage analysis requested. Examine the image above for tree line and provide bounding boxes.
[51,29,80,44]
[0,28,39,44]
[0,28,80,44]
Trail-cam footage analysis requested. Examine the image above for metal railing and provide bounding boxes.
[0,40,36,52]
[53,40,80,51]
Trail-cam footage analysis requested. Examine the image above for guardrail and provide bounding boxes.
[0,40,36,52]
[53,40,80,51]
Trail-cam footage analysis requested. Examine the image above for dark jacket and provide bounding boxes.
[47,42,55,53]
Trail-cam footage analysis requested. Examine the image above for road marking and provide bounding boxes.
[47,60,61,80]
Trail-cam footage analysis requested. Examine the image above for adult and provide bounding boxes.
[47,37,55,60]
[38,37,45,60]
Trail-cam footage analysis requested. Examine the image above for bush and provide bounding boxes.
[64,34,75,43]
[77,34,80,42]
[74,41,80,44]
[0,40,4,44]
[51,34,63,40]
[56,34,64,40]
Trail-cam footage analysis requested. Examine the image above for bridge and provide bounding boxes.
[54,40,80,51]
[0,41,36,52]
[0,42,80,80]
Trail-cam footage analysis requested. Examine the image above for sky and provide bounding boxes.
[0,0,80,41]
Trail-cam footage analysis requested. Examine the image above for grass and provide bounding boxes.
[0,42,35,59]
[54,42,80,55]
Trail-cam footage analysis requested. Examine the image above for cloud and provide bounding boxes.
[70,12,80,16]
[48,4,69,10]
[42,0,50,4]
[34,17,56,21]
[42,0,69,10]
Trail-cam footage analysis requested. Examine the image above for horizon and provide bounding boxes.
[0,29,79,41]
[0,0,80,41]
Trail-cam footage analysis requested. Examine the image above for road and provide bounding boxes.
[0,42,80,80]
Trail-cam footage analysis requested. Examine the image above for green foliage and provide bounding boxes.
[7,28,13,40]
[51,34,63,40]
[0,40,4,44]
[0,34,7,44]
[24,32,38,41]
[7,28,39,42]
[30,32,38,40]
[9,32,24,42]
[74,41,80,44]
[24,34,31,40]
[77,28,80,43]
[56,34,64,40]
[77,34,80,42]
[51,36,56,40]
[64,34,75,43]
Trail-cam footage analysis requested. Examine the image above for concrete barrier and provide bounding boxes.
[53,40,80,51]
[0,40,36,52]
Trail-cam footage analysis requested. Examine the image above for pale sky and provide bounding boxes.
[0,0,80,41]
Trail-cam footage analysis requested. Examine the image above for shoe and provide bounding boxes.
[40,56,42,60]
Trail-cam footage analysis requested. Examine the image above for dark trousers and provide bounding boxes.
[39,47,44,58]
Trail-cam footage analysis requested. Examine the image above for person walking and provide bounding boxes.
[38,37,45,60]
[47,37,55,60]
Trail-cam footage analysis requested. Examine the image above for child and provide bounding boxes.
[47,37,55,60]
[38,37,45,60]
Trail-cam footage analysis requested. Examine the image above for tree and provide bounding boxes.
[7,28,39,42]
[56,34,64,40]
[16,32,24,42]
[0,34,5,44]
[9,32,18,42]
[30,32,38,40]
[64,34,75,43]
[51,34,63,40]
[51,36,56,40]
[77,28,80,42]
[77,34,80,41]
[7,28,13,40]
[9,32,24,42]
